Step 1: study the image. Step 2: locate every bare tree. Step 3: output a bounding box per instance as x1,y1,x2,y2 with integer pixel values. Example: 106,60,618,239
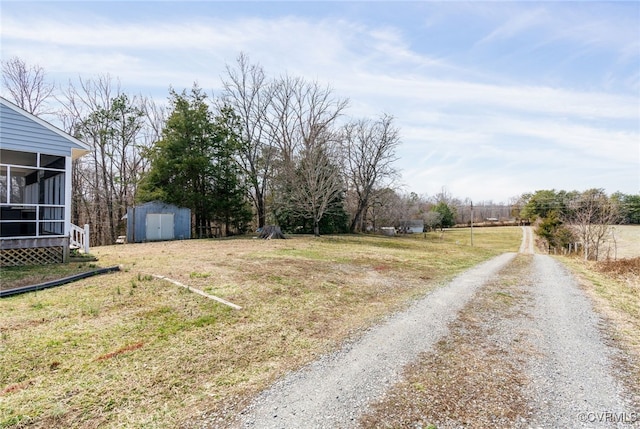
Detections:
141,96,166,150
1,56,54,115
288,138,345,236
59,75,148,245
341,114,400,233
221,53,275,229
266,75,349,234
366,188,409,232
424,211,443,232
566,189,621,260
267,75,348,165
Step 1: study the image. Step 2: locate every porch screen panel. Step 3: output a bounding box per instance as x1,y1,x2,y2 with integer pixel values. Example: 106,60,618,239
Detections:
1,150,67,239
42,173,64,234
0,166,6,204
9,176,26,204
25,183,38,204
42,173,64,204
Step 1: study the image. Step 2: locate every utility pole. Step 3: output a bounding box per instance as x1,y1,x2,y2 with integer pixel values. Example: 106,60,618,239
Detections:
470,200,474,247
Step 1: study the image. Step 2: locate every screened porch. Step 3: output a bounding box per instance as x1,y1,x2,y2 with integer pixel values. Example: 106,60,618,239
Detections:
0,148,68,239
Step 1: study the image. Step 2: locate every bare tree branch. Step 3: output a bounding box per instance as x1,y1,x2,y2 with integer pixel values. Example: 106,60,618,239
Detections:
341,114,400,233
58,75,148,245
1,56,54,115
221,53,275,228
566,189,621,260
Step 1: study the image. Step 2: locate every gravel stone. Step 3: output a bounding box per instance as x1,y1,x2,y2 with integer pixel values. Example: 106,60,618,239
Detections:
224,227,638,429
231,253,516,428
523,254,637,428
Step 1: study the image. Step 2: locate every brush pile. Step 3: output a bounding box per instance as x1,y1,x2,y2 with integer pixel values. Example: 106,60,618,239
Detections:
596,257,640,289
257,225,286,239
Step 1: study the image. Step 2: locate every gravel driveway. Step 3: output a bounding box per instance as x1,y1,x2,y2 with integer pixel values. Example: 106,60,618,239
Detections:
525,254,635,428
230,227,638,428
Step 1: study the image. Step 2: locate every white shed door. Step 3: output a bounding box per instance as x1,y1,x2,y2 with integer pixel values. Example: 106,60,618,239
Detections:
146,213,174,241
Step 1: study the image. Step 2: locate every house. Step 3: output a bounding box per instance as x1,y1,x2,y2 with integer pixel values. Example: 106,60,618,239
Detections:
0,97,91,266
126,201,191,243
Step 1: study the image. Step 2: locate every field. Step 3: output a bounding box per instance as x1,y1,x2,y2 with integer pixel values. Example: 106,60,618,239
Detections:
607,224,640,259
0,228,520,428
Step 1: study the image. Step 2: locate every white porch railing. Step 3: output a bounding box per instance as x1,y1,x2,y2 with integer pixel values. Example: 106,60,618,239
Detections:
70,223,90,254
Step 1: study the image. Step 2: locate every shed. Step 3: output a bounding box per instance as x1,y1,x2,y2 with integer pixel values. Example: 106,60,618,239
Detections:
126,201,191,243
380,227,396,236
1,97,91,266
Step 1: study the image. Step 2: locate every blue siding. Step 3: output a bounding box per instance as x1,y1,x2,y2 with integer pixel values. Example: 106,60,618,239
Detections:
0,100,89,157
127,201,191,243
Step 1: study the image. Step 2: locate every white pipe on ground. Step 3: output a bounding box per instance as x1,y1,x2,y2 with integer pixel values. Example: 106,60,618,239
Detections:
151,274,242,310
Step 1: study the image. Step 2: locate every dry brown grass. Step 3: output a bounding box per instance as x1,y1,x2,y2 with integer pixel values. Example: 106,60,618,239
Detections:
0,229,522,428
607,225,640,259
359,255,534,429
596,256,640,279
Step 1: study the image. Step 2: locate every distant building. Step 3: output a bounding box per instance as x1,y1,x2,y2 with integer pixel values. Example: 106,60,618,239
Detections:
126,201,191,243
380,227,396,236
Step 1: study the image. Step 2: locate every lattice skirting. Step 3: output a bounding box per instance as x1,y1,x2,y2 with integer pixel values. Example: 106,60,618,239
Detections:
0,246,65,267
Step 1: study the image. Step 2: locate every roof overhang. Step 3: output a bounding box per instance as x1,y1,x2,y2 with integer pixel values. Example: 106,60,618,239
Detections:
72,147,91,160
1,96,92,159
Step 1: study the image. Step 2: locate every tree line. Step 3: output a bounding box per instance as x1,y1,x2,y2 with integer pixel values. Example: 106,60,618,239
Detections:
518,189,639,260
2,55,401,242
3,56,637,248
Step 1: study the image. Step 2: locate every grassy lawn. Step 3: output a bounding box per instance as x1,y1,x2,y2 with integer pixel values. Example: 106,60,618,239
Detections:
0,260,99,292
0,228,521,428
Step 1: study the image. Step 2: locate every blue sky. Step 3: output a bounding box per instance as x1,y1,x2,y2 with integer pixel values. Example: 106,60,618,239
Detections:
2,1,639,203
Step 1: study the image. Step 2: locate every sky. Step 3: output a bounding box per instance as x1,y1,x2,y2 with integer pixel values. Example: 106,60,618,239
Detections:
1,0,639,203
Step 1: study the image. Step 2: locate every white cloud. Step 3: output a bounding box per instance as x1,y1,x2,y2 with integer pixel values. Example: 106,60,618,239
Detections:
1,3,637,202
477,7,549,46
472,2,639,61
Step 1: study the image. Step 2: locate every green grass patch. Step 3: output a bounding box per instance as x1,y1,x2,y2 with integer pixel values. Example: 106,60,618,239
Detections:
0,263,101,291
189,272,211,279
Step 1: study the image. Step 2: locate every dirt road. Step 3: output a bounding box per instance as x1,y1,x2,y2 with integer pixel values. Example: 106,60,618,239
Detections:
519,224,535,254
230,227,638,428
524,253,633,428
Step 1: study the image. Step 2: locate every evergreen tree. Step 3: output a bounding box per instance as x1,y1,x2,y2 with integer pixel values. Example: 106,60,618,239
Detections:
613,193,640,224
139,86,250,237
211,107,253,235
432,201,456,229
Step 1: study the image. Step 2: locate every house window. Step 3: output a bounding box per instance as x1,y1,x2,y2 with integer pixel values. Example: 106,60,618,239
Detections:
0,149,67,238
